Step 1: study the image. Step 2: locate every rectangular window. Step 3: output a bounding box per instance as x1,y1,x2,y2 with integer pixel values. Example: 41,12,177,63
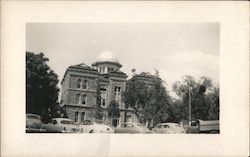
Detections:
81,112,85,123
76,94,80,104
102,99,106,106
82,94,87,105
100,89,107,107
114,86,121,92
114,86,121,103
75,112,79,122
82,80,88,89
77,79,81,88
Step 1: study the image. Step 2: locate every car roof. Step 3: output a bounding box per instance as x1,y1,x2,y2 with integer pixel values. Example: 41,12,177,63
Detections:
122,122,143,125
52,118,73,121
27,113,40,116
157,123,180,125
26,113,41,117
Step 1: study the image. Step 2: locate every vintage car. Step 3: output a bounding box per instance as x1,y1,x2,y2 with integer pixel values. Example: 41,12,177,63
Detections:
44,118,79,133
26,114,45,133
115,122,151,134
78,120,114,133
188,119,219,133
151,123,185,134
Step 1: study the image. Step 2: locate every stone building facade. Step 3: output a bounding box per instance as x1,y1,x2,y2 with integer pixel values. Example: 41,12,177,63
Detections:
60,51,139,126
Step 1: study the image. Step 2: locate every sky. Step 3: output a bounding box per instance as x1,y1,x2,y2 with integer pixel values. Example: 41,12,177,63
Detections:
26,23,219,98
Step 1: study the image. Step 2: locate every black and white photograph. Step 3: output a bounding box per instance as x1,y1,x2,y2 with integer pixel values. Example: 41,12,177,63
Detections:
26,23,220,134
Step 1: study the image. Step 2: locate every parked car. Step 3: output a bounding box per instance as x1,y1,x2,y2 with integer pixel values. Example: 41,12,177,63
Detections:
188,119,219,133
26,114,45,133
44,118,79,133
115,122,151,134
78,120,114,133
151,123,185,134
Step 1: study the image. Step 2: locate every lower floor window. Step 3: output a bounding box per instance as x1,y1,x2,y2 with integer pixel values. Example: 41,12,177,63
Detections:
75,112,79,122
81,112,85,123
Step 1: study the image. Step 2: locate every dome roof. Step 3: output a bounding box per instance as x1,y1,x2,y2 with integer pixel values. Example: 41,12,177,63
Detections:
96,50,119,63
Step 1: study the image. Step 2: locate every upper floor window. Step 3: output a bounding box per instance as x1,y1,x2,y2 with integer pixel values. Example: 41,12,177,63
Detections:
82,80,88,89
82,94,87,105
114,86,121,93
114,86,121,103
76,94,80,104
100,88,107,107
76,78,88,89
102,67,105,73
77,79,81,88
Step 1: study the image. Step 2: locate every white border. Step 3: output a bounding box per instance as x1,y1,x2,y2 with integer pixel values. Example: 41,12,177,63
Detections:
1,1,249,157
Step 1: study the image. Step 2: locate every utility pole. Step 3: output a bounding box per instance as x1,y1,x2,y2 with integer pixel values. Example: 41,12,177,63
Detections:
188,81,192,124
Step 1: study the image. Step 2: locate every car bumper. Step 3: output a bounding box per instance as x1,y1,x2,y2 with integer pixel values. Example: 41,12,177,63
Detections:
26,128,46,133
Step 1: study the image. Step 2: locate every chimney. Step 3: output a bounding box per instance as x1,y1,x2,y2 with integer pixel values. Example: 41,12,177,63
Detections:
132,68,136,77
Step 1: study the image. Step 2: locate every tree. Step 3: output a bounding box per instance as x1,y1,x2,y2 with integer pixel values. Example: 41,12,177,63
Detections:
123,71,172,126
172,75,219,121
207,87,219,120
107,101,120,118
26,52,59,122
122,78,150,121
107,101,120,127
143,76,172,126
167,100,184,123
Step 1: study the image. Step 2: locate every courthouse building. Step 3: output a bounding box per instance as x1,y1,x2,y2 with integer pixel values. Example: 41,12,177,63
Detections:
60,50,140,126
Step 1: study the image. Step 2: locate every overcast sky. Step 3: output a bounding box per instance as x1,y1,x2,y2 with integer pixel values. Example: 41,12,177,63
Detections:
26,23,219,98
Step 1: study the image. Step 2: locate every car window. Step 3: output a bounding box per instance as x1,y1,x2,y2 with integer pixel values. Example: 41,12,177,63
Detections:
83,120,92,125
52,120,57,125
191,121,198,126
93,120,102,124
163,125,170,128
61,120,74,125
157,125,162,128
126,123,133,128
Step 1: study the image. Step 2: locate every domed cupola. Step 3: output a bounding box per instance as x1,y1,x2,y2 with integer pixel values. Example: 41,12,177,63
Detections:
92,50,122,74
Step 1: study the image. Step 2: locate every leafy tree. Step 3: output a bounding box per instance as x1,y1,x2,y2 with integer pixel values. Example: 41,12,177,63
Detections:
143,77,172,126
207,87,219,120
167,100,183,123
172,75,219,121
26,52,59,122
123,71,172,126
107,101,120,127
107,101,120,119
122,77,150,121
